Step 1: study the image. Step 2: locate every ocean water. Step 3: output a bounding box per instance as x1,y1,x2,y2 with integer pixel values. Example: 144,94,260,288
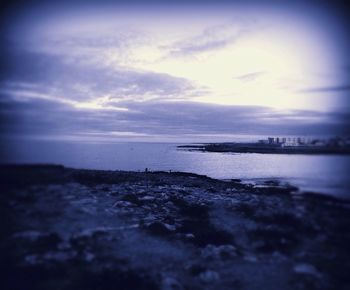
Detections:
2,140,350,199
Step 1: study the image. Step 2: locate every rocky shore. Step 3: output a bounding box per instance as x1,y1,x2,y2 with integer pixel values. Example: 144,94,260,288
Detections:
177,143,350,154
1,165,350,290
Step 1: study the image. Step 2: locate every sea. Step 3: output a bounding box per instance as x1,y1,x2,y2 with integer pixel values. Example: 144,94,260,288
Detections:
2,139,350,199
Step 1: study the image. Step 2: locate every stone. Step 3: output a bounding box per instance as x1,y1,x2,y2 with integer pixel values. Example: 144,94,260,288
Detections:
294,263,322,278
199,270,220,283
244,255,258,263
139,195,155,201
113,200,133,207
201,244,237,260
185,233,195,239
161,276,183,290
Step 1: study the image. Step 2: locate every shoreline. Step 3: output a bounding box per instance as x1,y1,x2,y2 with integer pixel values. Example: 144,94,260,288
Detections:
1,164,350,290
3,163,349,201
177,143,350,155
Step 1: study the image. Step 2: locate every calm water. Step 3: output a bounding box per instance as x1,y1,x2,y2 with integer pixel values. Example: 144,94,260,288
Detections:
2,140,350,199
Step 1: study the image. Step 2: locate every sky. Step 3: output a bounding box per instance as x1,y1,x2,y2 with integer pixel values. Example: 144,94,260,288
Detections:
1,0,349,142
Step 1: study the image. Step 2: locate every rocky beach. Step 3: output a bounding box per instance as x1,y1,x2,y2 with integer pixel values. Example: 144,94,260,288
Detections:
1,164,350,290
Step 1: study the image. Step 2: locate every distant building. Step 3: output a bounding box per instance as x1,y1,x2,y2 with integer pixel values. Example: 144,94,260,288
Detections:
258,136,350,149
282,138,299,147
312,140,326,146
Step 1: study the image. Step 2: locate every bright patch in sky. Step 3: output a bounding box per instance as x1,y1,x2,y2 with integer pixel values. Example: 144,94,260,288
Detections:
1,2,349,140
9,4,345,112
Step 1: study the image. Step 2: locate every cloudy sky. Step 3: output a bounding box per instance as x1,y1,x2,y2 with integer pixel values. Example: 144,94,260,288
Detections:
1,0,349,142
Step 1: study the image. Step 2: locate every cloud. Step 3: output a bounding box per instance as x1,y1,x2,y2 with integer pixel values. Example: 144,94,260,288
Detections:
0,48,199,103
234,71,265,82
166,21,253,57
1,93,349,141
1,3,349,143
300,85,350,93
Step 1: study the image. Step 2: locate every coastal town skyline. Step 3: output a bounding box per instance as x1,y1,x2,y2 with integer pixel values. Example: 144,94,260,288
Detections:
1,0,349,142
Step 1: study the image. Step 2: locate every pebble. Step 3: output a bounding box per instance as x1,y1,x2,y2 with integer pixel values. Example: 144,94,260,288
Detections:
113,201,133,207
84,252,95,262
294,263,322,278
199,270,220,283
139,195,155,201
163,223,176,231
161,276,183,290
201,244,237,260
244,255,258,262
185,233,195,239
13,230,43,241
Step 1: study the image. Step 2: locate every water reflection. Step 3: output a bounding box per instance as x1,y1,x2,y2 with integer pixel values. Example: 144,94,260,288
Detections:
3,140,350,198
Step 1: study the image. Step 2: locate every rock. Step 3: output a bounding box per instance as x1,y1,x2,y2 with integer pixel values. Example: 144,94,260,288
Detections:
142,214,158,223
294,263,322,278
43,251,76,262
3,165,349,290
58,241,71,250
185,233,195,239
244,255,258,262
146,222,174,236
24,250,76,265
264,180,280,186
113,200,134,207
187,264,207,276
13,230,43,241
84,252,95,262
271,251,287,261
74,226,113,238
199,270,220,283
163,223,176,231
25,254,40,265
201,244,237,260
139,195,155,201
161,276,183,290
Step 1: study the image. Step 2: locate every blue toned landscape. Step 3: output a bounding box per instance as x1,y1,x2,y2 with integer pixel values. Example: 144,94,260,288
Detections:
3,140,350,199
1,0,350,289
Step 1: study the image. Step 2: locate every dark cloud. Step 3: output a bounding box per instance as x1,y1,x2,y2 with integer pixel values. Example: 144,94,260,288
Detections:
1,94,349,140
1,0,349,142
0,48,197,102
